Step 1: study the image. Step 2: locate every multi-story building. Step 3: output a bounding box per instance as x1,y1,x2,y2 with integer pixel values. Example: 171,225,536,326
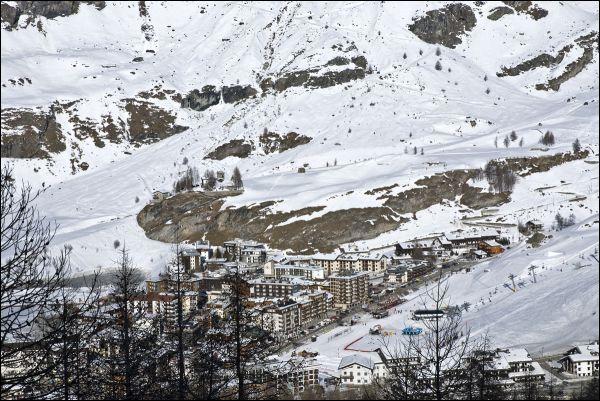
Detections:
263,300,301,336
559,343,599,377
311,253,340,276
223,239,267,264
294,291,328,325
311,253,389,277
273,264,325,280
250,279,299,298
329,271,369,309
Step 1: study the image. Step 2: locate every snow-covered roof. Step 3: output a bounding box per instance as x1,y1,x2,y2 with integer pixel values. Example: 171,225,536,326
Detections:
508,362,545,379
501,348,532,364
338,354,375,370
311,253,340,261
181,249,201,257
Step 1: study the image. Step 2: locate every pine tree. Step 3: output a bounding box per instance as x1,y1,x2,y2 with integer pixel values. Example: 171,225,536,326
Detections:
572,138,581,153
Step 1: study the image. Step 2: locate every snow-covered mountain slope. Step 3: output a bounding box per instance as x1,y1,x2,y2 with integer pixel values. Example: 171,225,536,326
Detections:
1,1,598,268
2,0,598,354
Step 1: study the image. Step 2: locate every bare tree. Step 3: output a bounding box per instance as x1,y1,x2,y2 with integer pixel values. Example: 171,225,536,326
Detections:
105,246,158,400
41,253,102,400
377,275,473,400
204,169,217,191
231,167,243,190
1,164,72,398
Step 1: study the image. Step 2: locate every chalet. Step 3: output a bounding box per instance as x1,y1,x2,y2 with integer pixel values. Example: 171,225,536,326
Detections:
478,240,504,255
525,220,544,232
395,240,432,257
388,260,434,283
469,249,488,260
444,229,499,249
559,343,599,377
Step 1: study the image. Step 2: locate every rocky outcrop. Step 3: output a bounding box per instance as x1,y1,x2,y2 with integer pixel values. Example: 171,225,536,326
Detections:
222,85,258,104
182,84,258,112
535,32,598,91
1,107,65,158
2,89,188,159
497,31,598,90
502,1,548,20
1,1,105,29
408,3,477,48
123,99,188,144
497,44,573,77
138,152,589,252
259,131,311,154
137,191,406,253
487,6,514,21
381,169,511,212
261,55,370,93
204,139,253,160
181,85,221,111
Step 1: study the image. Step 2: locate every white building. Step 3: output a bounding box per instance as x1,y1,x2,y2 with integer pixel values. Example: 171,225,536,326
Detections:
559,343,599,377
338,354,376,385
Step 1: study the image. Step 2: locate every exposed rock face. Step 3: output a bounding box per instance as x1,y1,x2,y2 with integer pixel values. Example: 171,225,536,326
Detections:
1,1,105,29
137,191,406,253
222,85,258,104
380,170,511,212
204,139,253,160
181,85,221,111
497,31,598,91
497,44,573,77
408,3,477,48
2,89,188,159
1,107,65,158
502,1,548,20
123,99,188,144
259,131,312,154
487,6,514,21
535,32,598,91
182,84,258,112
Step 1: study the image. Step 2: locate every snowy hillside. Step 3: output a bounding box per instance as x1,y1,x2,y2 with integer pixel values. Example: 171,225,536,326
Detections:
1,1,599,350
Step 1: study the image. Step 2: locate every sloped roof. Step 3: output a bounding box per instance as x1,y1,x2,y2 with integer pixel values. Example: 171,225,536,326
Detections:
338,354,375,370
